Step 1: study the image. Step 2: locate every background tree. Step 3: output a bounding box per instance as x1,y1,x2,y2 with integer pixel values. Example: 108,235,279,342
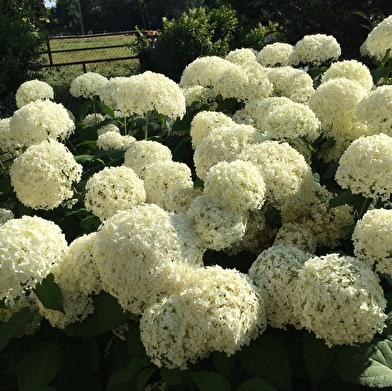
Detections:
0,0,48,117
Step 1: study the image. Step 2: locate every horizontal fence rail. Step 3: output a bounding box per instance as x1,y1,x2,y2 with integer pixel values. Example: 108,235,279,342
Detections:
40,30,157,72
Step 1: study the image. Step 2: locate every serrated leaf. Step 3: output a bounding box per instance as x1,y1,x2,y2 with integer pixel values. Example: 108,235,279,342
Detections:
334,339,392,388
237,377,278,391
240,334,292,391
0,307,34,352
33,273,65,314
190,371,231,391
303,332,341,386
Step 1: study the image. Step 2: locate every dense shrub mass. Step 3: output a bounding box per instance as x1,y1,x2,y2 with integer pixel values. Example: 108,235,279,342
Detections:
2,10,392,391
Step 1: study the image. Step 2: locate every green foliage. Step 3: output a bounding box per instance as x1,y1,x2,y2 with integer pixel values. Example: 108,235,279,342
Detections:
0,0,48,117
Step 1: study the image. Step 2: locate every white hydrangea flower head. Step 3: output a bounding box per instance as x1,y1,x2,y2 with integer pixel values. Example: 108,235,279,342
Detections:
181,85,216,107
267,66,314,103
231,109,256,126
123,140,172,179
179,56,231,88
57,232,102,295
70,72,109,98
321,60,373,91
84,166,146,221
93,205,203,314
99,76,128,109
82,113,105,126
0,208,14,226
281,185,354,248
249,244,312,329
335,133,392,201
352,208,392,276
164,183,203,214
10,139,83,210
293,253,387,347
9,99,75,146
97,123,120,136
360,15,392,61
0,117,22,161
186,195,248,251
239,140,313,207
355,85,392,136
140,265,266,369
273,223,317,254
15,79,54,109
226,48,257,64
96,131,136,150
289,34,341,66
190,110,235,149
257,43,295,67
36,288,94,329
0,216,67,299
203,160,266,213
213,62,272,102
142,161,193,209
264,101,321,141
117,71,186,119
193,123,267,180
308,77,367,131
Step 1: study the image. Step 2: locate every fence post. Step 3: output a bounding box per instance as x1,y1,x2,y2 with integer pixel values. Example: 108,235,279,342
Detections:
46,40,53,67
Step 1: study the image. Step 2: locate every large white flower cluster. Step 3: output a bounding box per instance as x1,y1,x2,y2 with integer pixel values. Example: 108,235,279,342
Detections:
70,72,109,98
92,205,204,314
96,131,136,150
289,33,341,65
140,265,266,369
117,71,186,119
355,85,392,136
352,208,392,276
335,133,392,201
0,216,67,299
293,253,387,347
249,244,312,329
226,48,257,64
360,15,392,61
84,166,146,221
0,117,22,161
10,139,83,210
98,76,128,108
123,140,173,179
15,79,54,109
10,99,75,146
257,42,294,67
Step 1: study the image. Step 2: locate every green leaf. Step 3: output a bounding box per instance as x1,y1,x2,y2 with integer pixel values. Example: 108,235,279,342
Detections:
98,102,115,118
160,367,191,386
190,371,231,391
137,367,156,391
0,307,34,352
240,334,293,391
303,332,341,387
320,162,339,183
328,189,355,209
13,341,64,391
74,154,94,164
211,350,238,379
237,377,278,391
33,273,65,314
80,214,101,233
63,291,130,337
334,338,392,388
107,356,143,391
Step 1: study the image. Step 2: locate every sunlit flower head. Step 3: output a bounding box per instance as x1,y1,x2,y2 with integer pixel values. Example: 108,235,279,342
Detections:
360,15,392,61
140,265,266,369
96,131,136,150
70,71,109,99
353,208,392,277
289,34,341,65
293,253,387,347
9,99,75,146
249,244,311,329
15,79,54,109
84,166,146,221
257,43,294,67
10,139,82,210
335,133,392,201
226,48,257,64
0,117,22,161
99,76,128,108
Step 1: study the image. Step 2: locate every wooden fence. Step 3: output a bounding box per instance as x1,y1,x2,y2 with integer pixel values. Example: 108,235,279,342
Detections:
40,30,157,73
